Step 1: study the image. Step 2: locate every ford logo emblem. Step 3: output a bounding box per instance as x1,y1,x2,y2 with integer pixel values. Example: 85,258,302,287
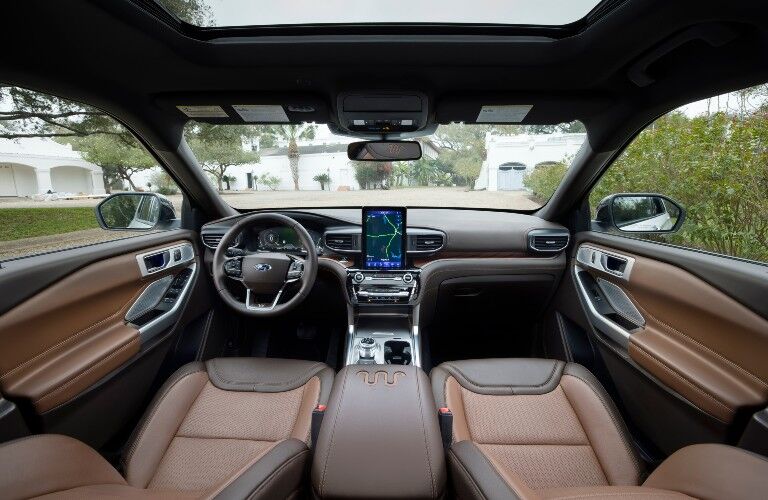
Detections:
253,263,272,272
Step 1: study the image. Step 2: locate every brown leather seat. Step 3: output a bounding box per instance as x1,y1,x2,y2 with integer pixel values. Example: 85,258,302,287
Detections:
0,357,334,500
431,358,768,500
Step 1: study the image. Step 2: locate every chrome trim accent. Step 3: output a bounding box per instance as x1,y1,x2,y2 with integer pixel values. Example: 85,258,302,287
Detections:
576,244,635,281
135,242,194,277
136,263,197,344
527,228,570,253
244,275,300,311
572,265,632,349
343,324,420,367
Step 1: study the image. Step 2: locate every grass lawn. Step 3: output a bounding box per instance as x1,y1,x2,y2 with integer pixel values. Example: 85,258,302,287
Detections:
0,207,99,241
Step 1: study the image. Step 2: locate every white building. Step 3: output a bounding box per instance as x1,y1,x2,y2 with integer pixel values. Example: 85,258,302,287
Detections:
476,132,587,191
0,138,105,197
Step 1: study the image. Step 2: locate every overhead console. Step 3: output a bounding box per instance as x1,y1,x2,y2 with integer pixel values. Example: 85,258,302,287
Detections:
335,91,430,137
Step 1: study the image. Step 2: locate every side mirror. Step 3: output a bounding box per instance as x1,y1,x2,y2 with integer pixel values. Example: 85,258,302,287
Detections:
96,193,178,231
594,193,685,234
348,141,422,161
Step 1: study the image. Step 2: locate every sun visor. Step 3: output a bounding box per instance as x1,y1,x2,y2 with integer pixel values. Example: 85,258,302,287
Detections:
154,93,330,124
436,94,610,124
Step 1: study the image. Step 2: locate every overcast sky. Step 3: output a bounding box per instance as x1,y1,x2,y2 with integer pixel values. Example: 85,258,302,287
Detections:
197,0,599,27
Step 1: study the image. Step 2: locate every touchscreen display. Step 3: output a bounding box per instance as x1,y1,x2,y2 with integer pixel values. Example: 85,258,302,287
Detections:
363,207,406,269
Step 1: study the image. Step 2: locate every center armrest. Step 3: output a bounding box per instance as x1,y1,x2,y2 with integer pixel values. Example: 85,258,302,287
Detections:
311,364,446,499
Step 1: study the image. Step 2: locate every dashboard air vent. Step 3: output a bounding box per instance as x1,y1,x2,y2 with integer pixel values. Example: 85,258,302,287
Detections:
202,233,223,249
414,234,444,252
325,233,357,252
528,229,570,253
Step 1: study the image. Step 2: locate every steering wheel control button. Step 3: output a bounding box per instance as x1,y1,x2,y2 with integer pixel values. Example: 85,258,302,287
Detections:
225,247,245,257
224,258,243,277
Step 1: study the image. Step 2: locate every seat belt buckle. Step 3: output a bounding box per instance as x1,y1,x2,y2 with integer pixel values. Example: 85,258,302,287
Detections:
311,404,326,448
438,407,453,450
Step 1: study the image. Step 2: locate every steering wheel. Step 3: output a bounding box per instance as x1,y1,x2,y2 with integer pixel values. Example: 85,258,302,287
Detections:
212,213,318,317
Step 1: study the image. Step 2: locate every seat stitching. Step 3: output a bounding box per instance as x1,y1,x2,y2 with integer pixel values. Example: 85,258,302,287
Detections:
444,377,473,442
560,380,609,485
448,449,488,500
449,362,559,392
34,338,139,406
145,378,211,488
473,444,530,499
289,381,307,439
0,285,146,380
562,373,643,474
624,287,767,389
123,368,207,471
210,360,323,389
631,344,735,417
415,372,436,498
319,365,350,496
246,450,310,500
544,493,688,499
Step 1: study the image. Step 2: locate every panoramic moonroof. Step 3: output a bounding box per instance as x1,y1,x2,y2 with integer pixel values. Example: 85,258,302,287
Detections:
156,0,604,28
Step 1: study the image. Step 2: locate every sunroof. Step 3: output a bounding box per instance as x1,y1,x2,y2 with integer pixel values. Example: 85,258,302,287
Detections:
157,0,604,28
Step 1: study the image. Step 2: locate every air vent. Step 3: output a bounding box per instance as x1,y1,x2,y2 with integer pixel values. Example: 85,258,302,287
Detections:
528,229,570,253
414,234,444,252
325,233,358,252
202,233,223,249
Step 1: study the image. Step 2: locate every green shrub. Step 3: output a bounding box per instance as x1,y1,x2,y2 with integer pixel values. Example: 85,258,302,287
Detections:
523,162,567,201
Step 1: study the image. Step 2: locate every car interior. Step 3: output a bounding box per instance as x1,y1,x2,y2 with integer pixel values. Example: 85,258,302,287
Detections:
1,0,767,499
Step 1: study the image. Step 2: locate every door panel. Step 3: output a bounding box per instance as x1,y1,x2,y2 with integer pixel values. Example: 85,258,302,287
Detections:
569,231,768,453
0,230,204,445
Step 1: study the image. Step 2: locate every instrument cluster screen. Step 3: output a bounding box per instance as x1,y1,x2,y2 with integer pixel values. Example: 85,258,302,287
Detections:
362,207,406,269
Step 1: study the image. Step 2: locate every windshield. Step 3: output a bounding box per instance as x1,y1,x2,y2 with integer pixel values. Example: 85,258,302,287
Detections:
157,0,602,28
176,122,586,211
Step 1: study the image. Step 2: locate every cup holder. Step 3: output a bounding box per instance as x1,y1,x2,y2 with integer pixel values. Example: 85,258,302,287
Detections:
384,340,412,365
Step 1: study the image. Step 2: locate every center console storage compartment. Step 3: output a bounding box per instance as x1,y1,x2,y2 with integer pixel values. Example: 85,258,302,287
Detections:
312,364,446,499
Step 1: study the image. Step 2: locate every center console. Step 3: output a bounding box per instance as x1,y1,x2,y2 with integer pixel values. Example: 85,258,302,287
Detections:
344,207,423,367
311,364,446,499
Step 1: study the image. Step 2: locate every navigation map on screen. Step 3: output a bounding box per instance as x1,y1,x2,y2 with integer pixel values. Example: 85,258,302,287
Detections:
363,208,406,269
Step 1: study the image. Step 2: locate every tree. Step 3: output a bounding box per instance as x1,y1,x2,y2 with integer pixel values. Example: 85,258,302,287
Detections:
354,162,392,189
258,173,281,191
590,103,768,262
313,173,331,190
222,174,236,190
410,158,441,186
186,123,259,192
523,161,567,201
62,133,155,191
149,169,179,195
264,124,316,190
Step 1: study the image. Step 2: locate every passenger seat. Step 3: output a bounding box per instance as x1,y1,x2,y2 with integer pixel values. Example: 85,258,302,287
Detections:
0,357,334,499
431,358,768,499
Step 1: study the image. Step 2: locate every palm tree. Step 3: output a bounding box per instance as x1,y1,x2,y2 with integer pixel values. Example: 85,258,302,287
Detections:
272,124,316,190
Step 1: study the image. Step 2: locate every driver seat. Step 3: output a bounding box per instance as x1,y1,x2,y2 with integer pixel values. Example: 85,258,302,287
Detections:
0,357,334,499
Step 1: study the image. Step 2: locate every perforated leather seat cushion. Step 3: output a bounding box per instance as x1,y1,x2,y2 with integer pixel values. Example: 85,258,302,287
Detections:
0,357,334,500
431,359,768,500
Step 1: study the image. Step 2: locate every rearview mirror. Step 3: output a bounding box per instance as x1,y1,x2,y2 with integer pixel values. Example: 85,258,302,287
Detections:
347,141,422,161
96,193,178,231
594,193,685,233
